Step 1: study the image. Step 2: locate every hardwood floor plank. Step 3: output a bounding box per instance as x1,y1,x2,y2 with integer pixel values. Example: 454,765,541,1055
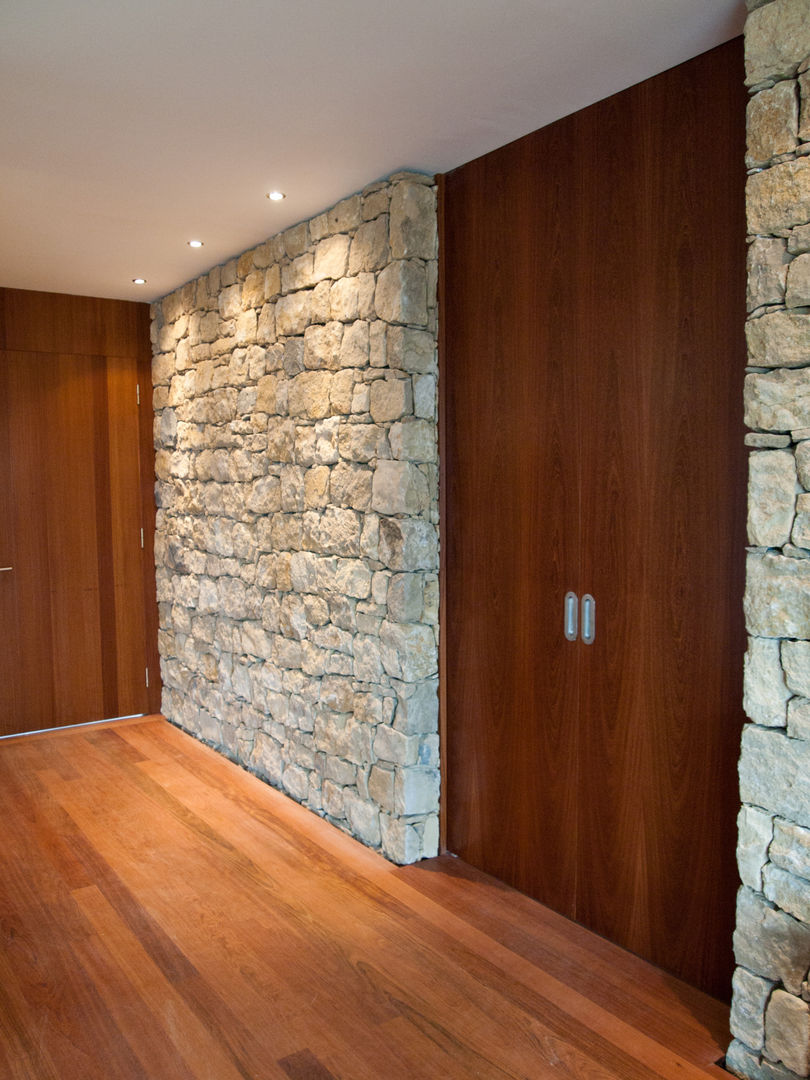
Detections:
0,717,731,1080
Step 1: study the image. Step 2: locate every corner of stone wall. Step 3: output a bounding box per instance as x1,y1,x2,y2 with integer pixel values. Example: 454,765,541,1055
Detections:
733,2,810,1077
150,171,440,864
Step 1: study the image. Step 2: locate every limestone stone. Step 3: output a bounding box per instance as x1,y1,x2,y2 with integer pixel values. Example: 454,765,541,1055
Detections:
788,696,810,739
375,261,428,326
747,81,800,167
349,216,390,274
371,460,429,515
218,284,242,319
390,183,437,260
732,966,776,1051
413,374,436,420
747,159,810,237
264,264,281,300
369,377,412,423
329,369,355,415
275,291,312,336
387,574,424,623
747,312,810,368
393,767,439,816
764,863,810,924
303,322,343,370
765,990,810,1075
744,637,790,728
257,304,276,345
773,820,810,881
790,225,810,256
313,234,350,282
337,321,369,369
334,559,371,599
338,423,387,463
739,804,776,891
794,492,810,547
379,517,438,572
734,886,810,994
380,621,437,681
387,325,436,374
746,0,810,84
362,187,390,220
745,368,810,432
748,450,797,546
802,70,810,142
787,254,810,309
288,371,332,419
740,725,810,831
283,222,309,259
330,463,372,510
782,640,810,696
745,552,810,636
327,195,362,233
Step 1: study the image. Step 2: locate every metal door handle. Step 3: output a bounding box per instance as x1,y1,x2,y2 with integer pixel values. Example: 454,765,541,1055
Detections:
564,591,578,641
581,594,595,644
0,567,12,572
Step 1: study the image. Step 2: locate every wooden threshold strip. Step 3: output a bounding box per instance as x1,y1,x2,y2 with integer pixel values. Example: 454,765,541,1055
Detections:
0,715,731,1080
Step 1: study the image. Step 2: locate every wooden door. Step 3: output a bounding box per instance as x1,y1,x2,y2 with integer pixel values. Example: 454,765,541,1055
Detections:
442,40,747,999
0,290,159,735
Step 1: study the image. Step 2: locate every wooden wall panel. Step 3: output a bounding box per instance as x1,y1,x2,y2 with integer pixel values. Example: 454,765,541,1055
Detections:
0,290,159,733
442,39,747,999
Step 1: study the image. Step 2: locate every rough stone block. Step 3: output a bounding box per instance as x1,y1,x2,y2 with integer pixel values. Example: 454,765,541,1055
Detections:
782,640,810,696
288,371,333,419
747,159,810,237
746,369,810,432
788,696,810,740
303,321,343,370
327,195,362,233
764,864,810,924
390,182,437,260
794,493,810,548
380,814,423,864
787,254,810,309
772,820,810,882
378,517,438,571
748,238,790,311
375,260,428,326
387,325,436,373
394,767,440,816
369,377,412,423
348,216,390,274
747,81,800,167
726,1039,801,1080
740,725,810,831
380,620,437,681
748,450,797,546
765,990,810,1075
313,234,350,282
747,312,810,368
371,460,429,514
339,321,370,368
744,636,790,729
342,790,381,847
389,419,436,463
745,0,810,84
739,804,776,891
790,224,810,256
218,284,242,319
745,552,810,637
732,966,776,1051
275,291,312,337
734,885,810,993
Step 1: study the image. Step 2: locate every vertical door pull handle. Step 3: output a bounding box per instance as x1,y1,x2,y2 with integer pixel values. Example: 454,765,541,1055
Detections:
564,591,578,642
581,594,596,644
0,567,12,572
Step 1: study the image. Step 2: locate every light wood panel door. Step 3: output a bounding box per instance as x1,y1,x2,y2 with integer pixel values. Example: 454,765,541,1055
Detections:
0,292,158,734
442,40,747,999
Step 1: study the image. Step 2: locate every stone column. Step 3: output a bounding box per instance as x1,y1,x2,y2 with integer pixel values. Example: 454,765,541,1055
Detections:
150,173,440,864
730,2,810,1078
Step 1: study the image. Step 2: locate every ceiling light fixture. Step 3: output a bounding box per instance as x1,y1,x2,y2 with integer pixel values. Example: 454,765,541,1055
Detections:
266,190,286,202
188,239,204,248
132,277,146,285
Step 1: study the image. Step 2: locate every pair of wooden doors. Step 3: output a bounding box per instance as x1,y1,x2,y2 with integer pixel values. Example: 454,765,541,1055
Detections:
442,40,747,999
0,288,160,736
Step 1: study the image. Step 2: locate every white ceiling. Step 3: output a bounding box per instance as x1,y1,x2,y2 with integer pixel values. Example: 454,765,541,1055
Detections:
1,0,746,305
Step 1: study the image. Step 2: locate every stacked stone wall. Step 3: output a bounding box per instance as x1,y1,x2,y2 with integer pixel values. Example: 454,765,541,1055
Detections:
731,2,810,1077
150,172,440,864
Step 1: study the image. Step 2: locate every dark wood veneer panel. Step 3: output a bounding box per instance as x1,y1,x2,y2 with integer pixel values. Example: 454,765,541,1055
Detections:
442,39,746,999
0,287,147,357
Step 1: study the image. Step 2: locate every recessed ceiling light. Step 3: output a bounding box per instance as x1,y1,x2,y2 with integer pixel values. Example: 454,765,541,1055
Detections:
266,190,286,202
188,239,204,248
132,277,146,285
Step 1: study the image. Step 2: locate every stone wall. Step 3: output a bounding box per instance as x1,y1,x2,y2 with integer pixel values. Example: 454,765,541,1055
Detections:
730,2,810,1077
150,172,440,864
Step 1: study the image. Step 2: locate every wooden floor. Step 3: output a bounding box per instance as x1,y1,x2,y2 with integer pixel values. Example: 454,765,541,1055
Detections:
0,715,732,1080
